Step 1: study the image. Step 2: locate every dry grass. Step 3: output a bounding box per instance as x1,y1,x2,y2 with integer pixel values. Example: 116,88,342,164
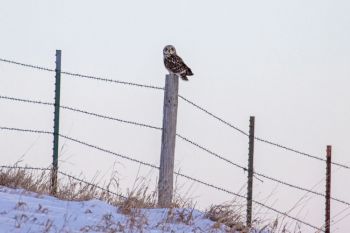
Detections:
0,166,50,194
0,165,124,204
205,202,247,232
0,165,312,233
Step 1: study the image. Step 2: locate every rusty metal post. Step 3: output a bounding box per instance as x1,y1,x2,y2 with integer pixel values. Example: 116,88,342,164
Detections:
325,145,332,233
246,116,255,227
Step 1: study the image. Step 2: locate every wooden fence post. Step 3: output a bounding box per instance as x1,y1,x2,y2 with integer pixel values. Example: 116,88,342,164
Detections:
246,116,255,227
325,145,332,233
158,74,179,207
51,50,61,195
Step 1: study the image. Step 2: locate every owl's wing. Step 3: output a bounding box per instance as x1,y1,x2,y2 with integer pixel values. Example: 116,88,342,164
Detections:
165,55,192,74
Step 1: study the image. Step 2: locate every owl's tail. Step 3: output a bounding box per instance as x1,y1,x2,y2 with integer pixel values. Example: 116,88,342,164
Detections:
180,68,193,81
180,75,189,81
186,68,194,76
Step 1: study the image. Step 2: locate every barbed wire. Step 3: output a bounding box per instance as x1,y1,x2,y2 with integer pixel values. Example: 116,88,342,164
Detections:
0,57,163,90
255,136,350,170
57,170,126,200
0,165,51,172
0,95,162,131
178,95,249,136
61,71,164,90
0,126,52,135
0,58,55,72
59,134,160,170
0,95,53,106
254,171,350,207
60,105,162,131
176,133,247,171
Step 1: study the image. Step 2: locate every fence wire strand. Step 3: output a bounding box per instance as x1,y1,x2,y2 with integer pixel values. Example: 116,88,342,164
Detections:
0,95,53,106
61,105,162,131
0,95,161,131
61,71,164,90
176,133,247,171
0,126,52,135
59,134,160,170
255,136,350,170
254,171,350,206
0,57,163,90
0,165,51,172
0,58,55,72
178,95,249,136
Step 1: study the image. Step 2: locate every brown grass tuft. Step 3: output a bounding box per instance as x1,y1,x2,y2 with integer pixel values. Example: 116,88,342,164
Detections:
206,202,246,232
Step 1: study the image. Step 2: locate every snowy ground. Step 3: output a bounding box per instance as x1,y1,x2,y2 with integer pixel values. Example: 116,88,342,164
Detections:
0,186,238,233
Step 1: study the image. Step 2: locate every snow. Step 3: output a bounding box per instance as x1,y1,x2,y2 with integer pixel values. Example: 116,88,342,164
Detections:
0,186,235,233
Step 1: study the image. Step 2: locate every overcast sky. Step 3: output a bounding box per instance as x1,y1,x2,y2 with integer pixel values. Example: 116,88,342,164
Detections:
1,0,350,232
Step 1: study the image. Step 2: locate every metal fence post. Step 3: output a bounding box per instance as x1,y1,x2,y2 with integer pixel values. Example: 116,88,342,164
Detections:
158,74,179,207
325,145,332,233
246,116,255,227
51,50,62,195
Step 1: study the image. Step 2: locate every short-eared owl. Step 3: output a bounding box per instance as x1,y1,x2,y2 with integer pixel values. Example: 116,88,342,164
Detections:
163,45,193,81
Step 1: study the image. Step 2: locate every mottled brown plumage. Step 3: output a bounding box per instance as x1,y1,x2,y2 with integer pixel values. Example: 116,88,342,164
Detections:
163,45,193,81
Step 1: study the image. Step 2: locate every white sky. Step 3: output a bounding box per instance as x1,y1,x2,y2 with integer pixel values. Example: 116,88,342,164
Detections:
1,0,350,232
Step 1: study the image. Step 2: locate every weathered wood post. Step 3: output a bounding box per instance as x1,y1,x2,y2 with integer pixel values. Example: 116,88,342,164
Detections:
51,50,61,195
325,145,332,233
246,116,255,227
158,74,179,207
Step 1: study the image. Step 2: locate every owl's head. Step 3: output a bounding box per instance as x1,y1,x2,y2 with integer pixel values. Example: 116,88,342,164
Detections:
163,45,176,57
